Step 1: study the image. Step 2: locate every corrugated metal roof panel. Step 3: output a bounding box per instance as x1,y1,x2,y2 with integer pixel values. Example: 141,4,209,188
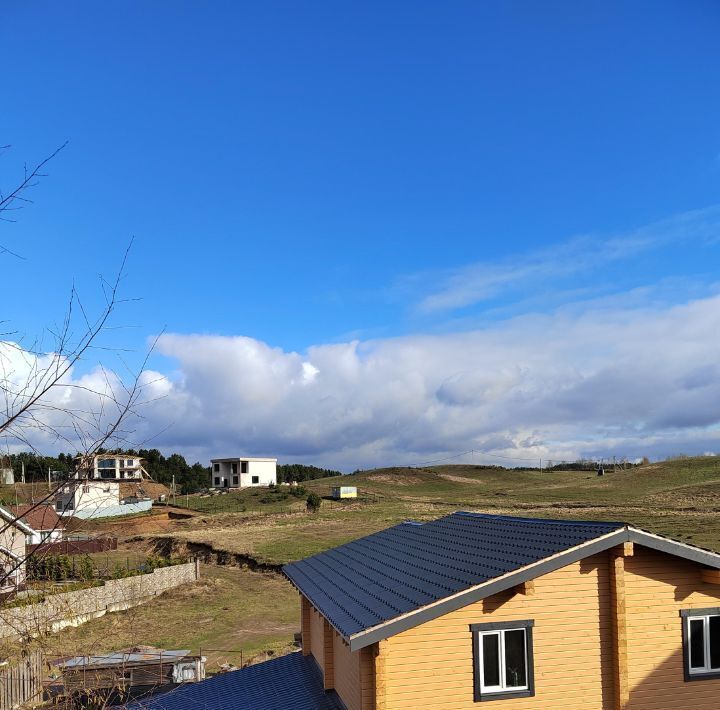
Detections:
128,652,344,710
62,650,190,669
283,512,625,639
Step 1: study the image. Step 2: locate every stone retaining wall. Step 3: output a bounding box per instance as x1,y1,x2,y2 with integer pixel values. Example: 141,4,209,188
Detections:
0,560,199,639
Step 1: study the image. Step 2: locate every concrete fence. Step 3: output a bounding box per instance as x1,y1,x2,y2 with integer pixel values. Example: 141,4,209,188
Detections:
0,560,199,640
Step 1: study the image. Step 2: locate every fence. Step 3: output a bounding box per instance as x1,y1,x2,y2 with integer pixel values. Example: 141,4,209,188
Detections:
27,536,117,557
0,561,200,640
0,651,43,710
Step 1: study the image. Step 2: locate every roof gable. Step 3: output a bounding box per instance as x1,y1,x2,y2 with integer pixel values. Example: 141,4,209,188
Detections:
283,512,720,651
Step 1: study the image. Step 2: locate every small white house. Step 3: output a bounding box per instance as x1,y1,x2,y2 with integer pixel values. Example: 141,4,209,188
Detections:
210,457,277,489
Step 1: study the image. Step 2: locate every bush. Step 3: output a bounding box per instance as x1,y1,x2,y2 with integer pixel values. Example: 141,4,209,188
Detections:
306,492,322,513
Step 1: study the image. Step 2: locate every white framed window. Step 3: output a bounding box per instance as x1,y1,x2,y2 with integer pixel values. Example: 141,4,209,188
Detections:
682,609,720,680
471,620,534,701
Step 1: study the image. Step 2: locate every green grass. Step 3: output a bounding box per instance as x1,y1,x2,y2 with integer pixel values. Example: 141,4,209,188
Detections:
6,565,299,671
147,456,720,565
172,487,309,515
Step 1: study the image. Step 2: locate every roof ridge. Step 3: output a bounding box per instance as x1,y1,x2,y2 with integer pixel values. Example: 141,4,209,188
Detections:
453,511,627,527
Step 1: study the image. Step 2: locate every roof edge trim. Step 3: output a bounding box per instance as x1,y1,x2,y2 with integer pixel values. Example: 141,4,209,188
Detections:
627,528,720,570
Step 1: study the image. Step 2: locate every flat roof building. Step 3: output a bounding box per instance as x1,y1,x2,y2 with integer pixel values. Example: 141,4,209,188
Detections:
210,457,277,489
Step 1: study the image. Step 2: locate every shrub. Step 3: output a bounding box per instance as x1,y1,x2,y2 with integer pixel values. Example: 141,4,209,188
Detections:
306,492,322,513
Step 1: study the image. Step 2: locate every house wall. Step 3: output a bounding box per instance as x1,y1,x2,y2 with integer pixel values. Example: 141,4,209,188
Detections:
211,459,277,488
624,546,720,709
380,551,615,709
304,597,374,710
240,460,276,487
310,606,326,671
56,482,120,518
0,519,27,592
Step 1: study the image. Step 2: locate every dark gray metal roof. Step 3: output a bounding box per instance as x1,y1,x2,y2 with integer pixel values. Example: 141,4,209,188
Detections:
283,512,625,641
127,652,344,710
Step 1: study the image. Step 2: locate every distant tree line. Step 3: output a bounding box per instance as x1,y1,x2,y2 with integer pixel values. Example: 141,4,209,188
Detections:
277,464,342,483
3,452,341,493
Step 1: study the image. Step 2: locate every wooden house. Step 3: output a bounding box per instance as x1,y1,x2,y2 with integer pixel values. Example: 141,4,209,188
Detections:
282,512,720,710
133,513,720,709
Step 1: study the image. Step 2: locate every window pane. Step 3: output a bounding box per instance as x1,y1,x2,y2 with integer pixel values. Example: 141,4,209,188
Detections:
482,634,500,687
710,617,720,670
690,619,705,669
504,630,527,687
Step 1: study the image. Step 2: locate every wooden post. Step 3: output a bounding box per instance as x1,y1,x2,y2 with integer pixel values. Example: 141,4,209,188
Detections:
323,619,335,689
374,641,388,710
610,544,632,709
301,595,312,656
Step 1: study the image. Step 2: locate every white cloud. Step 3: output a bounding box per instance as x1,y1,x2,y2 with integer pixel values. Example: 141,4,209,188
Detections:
4,290,720,471
413,205,720,314
128,290,720,469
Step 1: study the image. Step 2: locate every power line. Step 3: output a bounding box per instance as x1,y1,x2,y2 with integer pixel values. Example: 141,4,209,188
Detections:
408,448,540,467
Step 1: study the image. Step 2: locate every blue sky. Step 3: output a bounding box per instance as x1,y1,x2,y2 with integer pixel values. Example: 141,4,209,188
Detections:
2,2,720,467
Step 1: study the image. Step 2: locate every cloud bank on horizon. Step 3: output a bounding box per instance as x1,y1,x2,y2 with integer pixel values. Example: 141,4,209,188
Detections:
4,291,720,470
4,206,720,471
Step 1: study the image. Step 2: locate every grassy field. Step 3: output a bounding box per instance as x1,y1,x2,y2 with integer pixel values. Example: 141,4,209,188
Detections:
136,456,720,565
7,565,298,670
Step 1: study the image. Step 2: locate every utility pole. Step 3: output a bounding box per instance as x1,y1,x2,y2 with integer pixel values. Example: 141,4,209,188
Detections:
48,466,51,488
613,456,616,474
21,461,25,484
172,474,176,505
539,458,543,474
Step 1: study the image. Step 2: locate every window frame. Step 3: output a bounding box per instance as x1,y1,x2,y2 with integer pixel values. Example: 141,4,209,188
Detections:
470,620,535,702
681,607,720,681
251,475,259,484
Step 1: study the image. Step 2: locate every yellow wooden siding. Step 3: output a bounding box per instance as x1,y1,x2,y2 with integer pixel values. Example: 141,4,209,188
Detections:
333,629,363,710
310,605,326,673
625,546,720,709
382,552,615,709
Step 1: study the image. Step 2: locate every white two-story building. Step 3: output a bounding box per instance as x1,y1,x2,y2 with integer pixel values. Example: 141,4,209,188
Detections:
210,457,277,489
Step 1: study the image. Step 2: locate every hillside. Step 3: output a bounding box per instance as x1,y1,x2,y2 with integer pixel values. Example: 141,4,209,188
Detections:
126,456,720,567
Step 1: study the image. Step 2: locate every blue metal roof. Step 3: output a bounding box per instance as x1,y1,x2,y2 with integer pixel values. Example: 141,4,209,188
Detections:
127,652,344,710
283,512,625,640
